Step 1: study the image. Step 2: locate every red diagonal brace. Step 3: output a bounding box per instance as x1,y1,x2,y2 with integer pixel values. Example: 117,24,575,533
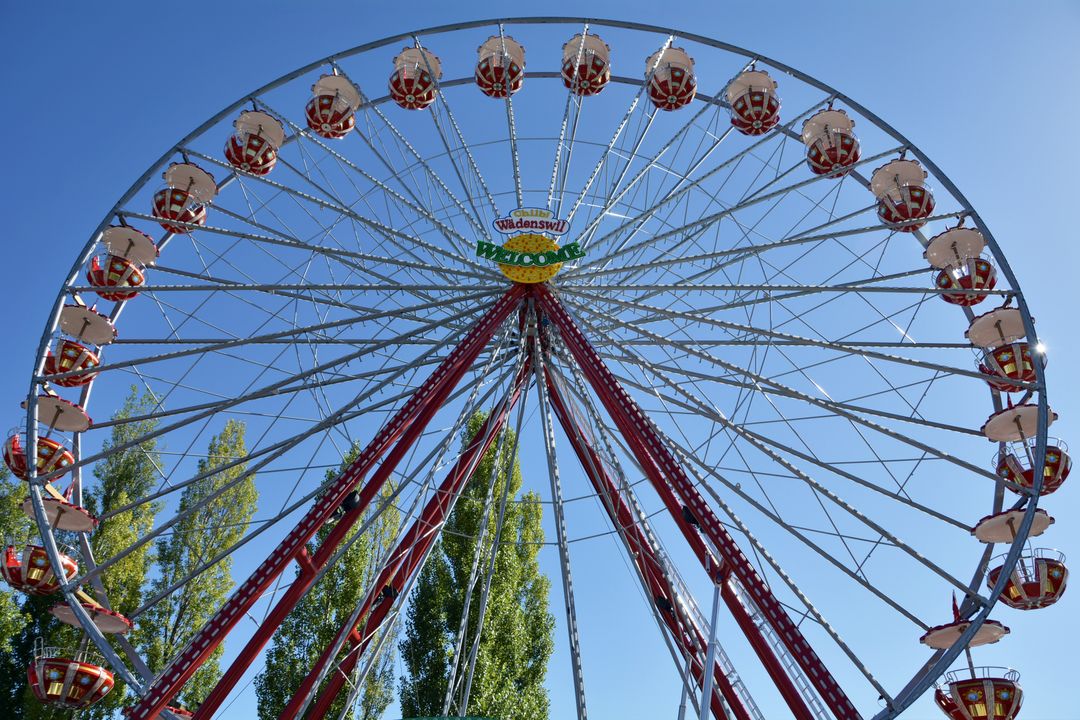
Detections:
131,285,527,720
281,362,530,720
534,284,860,720
545,367,748,720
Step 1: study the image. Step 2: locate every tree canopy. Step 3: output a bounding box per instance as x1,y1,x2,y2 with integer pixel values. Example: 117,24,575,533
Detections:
255,442,400,720
399,411,553,720
141,418,257,710
2,387,165,719
0,462,33,709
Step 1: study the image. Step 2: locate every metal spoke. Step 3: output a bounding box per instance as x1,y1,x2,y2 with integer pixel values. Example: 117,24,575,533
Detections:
530,305,589,720
566,305,991,606
568,99,864,265
564,286,1017,390
28,21,1048,720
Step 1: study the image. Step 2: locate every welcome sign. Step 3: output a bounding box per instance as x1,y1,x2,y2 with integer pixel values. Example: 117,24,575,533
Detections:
475,239,585,268
476,208,583,283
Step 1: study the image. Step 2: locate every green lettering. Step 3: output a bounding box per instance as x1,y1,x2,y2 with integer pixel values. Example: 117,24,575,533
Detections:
475,240,500,260
477,240,586,268
562,242,586,260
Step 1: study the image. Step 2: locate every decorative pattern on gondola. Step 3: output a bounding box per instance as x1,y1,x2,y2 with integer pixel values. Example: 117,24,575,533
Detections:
28,643,114,709
3,433,75,480
996,442,1071,496
979,342,1035,391
389,48,442,110
987,551,1069,610
645,47,696,111
475,35,525,98
727,70,781,135
43,339,100,387
1,544,78,596
561,33,611,96
86,255,145,301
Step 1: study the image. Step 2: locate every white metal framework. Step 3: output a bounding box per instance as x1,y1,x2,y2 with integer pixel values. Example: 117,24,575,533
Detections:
14,17,1056,720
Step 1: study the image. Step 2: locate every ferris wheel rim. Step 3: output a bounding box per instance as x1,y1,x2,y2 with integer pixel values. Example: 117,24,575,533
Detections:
15,17,1053,720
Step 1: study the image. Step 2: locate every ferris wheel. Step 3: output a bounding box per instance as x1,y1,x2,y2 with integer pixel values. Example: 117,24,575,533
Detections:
2,16,1070,720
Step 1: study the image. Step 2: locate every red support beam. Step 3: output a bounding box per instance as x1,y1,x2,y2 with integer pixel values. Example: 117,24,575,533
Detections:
131,285,527,720
545,368,749,720
202,345,461,719
282,363,530,720
534,284,860,720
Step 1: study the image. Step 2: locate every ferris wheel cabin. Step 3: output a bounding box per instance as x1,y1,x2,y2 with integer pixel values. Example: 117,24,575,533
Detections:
475,35,526,98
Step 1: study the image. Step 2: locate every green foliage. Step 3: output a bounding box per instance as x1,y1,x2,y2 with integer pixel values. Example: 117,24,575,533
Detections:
86,389,165,619
0,463,31,651
399,412,553,720
76,389,165,719
255,443,400,720
11,595,68,720
0,462,33,708
1,388,164,719
141,419,257,710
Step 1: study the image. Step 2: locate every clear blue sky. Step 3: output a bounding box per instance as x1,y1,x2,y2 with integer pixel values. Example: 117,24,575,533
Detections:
2,2,1078,719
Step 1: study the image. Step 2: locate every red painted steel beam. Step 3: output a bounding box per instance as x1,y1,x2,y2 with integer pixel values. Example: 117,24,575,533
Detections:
282,363,530,720
586,383,817,720
548,352,816,720
132,286,528,720
199,326,478,719
545,368,748,720
534,285,860,720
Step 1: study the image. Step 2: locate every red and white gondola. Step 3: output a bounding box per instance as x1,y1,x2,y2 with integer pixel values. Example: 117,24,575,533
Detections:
151,162,217,235
645,47,696,111
561,33,611,96
925,227,999,306
389,47,442,110
28,639,114,709
305,74,362,139
871,158,936,232
2,543,78,596
475,35,525,98
966,307,1039,392
726,69,781,135
987,549,1068,611
801,109,861,177
935,667,1023,720
225,110,285,175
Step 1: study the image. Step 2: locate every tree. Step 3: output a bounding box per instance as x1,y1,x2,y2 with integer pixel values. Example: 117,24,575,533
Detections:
140,419,258,710
1,387,164,719
399,412,553,720
255,443,400,720
0,461,33,709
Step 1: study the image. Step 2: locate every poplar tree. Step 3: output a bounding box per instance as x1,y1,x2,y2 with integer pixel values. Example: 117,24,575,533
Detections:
141,419,257,710
399,412,553,720
255,444,400,720
2,388,163,719
0,463,32,708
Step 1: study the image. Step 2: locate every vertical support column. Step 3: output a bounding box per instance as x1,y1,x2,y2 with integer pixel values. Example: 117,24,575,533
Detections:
544,366,750,720
531,318,589,720
534,285,856,720
700,573,722,720
136,286,526,720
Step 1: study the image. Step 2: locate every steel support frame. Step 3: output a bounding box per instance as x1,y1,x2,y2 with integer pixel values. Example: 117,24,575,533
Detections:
533,284,859,720
129,285,526,720
22,19,1042,720
283,362,531,720
544,367,746,720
